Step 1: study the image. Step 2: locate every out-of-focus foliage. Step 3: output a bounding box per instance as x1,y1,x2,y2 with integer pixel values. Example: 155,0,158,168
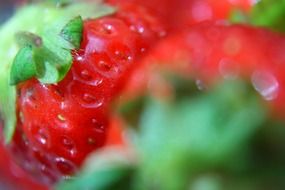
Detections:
250,0,285,33
231,0,285,33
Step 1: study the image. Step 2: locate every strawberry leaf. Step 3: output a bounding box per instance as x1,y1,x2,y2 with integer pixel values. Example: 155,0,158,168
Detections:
56,147,134,190
10,46,36,85
60,16,83,49
130,80,268,189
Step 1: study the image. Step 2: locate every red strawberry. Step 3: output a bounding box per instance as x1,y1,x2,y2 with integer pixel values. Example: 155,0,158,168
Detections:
7,3,165,185
0,122,48,190
123,22,285,118
106,0,253,31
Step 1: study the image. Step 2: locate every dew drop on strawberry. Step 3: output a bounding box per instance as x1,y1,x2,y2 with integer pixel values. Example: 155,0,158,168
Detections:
61,136,77,156
91,119,106,133
55,157,77,176
218,58,239,79
79,70,93,81
31,126,50,147
195,79,208,91
80,94,104,109
251,70,280,101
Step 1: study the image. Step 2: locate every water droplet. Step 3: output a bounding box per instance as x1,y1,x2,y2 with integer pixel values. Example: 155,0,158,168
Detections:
250,0,261,5
104,24,113,33
24,87,36,105
80,70,92,80
73,49,85,61
251,70,279,101
76,56,83,61
91,119,105,133
55,157,76,175
98,23,115,35
114,50,133,62
36,128,49,146
98,60,112,71
80,93,104,108
91,118,97,123
140,47,146,53
73,69,103,86
83,93,95,102
136,26,145,34
219,58,239,79
195,79,207,91
60,101,67,109
62,137,76,156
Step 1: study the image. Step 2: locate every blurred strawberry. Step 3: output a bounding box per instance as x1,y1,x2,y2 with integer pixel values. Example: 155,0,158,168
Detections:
106,0,254,31
122,21,285,117
0,121,48,190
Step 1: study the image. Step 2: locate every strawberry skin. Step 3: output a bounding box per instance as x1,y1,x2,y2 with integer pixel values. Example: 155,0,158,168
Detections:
0,122,48,190
8,3,165,185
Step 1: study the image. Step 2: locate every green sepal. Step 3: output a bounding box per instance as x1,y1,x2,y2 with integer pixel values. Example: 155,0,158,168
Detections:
60,16,83,49
51,0,74,7
33,46,72,84
10,45,37,85
15,31,43,47
127,80,268,190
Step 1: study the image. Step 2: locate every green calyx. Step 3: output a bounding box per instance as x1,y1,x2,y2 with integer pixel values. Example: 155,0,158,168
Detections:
10,15,82,85
10,45,37,85
0,1,115,143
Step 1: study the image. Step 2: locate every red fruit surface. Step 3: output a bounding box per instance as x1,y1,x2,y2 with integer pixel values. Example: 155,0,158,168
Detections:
106,0,253,31
0,122,48,190
123,22,285,117
8,3,165,185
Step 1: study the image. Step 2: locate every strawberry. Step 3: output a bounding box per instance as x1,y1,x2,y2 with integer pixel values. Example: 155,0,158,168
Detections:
123,21,285,117
0,121,48,190
106,0,254,31
1,1,165,186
